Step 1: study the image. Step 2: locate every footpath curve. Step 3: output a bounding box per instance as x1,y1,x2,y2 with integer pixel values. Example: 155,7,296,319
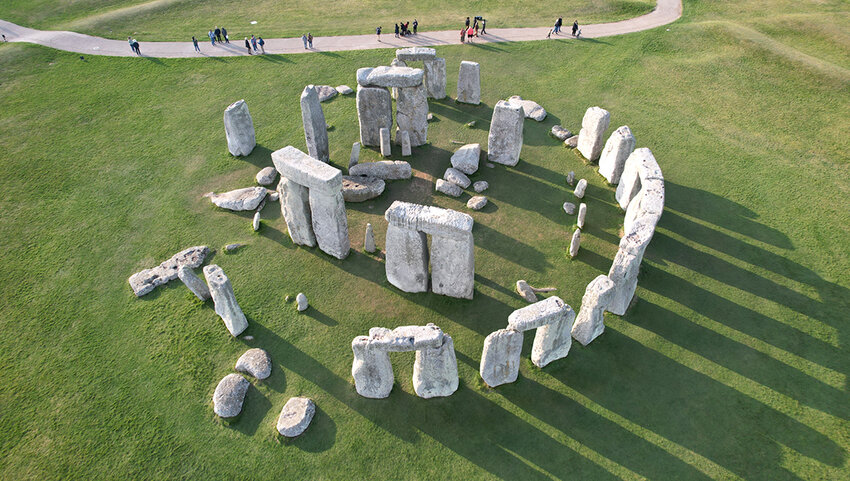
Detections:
0,0,681,58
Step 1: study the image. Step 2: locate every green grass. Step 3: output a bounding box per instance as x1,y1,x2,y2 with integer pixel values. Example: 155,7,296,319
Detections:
0,0,848,478
0,0,655,41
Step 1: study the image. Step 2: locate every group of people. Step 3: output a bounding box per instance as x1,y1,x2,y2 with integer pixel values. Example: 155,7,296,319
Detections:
301,33,314,49
374,20,418,42
189,26,268,54
548,18,581,38
460,16,487,43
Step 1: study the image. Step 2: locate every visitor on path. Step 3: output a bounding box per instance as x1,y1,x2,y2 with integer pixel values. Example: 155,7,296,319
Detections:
465,17,470,28
128,36,134,53
481,19,487,35
214,26,222,43
376,26,382,41
2,35,6,42
394,24,399,38
192,36,200,52
301,34,308,49
244,37,252,54
208,30,215,45
554,17,563,34
222,27,229,43
460,28,466,43
467,26,474,42
251,35,258,52
258,36,265,53
132,39,140,55
474,21,479,37
572,20,579,36
307,33,313,48
413,19,418,34
400,22,407,36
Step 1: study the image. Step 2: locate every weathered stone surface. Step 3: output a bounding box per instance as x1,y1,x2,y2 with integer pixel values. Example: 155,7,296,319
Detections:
309,187,350,259
569,229,581,258
177,265,211,301
507,95,546,121
451,143,480,175
508,296,570,332
565,135,579,148
598,125,636,184
574,178,588,199
616,148,661,210
213,374,249,418
349,142,361,168
272,146,342,194
301,85,330,162
531,302,576,368
296,292,308,311
563,202,576,215
413,333,458,398
204,264,248,336
349,160,412,180
430,231,474,299
269,191,280,202
488,100,524,166
551,125,572,141
357,66,425,88
457,61,480,104
252,211,261,231
436,179,462,197
577,107,611,162
210,187,267,211
444,168,471,188
467,195,488,210
577,203,587,229
623,179,664,234
389,58,406,99
351,336,394,398
224,243,242,253
342,175,385,202
235,348,272,380
516,280,537,303
276,397,315,437
396,85,428,146
473,181,489,193
223,99,256,156
380,127,392,157
364,223,376,252
357,86,393,147
129,246,209,297
479,329,523,387
315,85,338,102
400,130,412,156
396,47,436,62
277,177,316,247
423,57,447,99
607,248,641,316
385,223,429,293
368,324,444,352
571,275,615,346
256,166,277,185
336,85,354,95
385,201,474,240
566,171,575,185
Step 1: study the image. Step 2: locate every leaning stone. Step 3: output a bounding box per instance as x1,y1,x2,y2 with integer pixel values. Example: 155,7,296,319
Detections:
235,348,272,380
571,275,615,345
301,85,330,162
563,202,576,215
598,126,636,184
356,86,392,147
436,179,462,197
565,135,579,148
551,125,572,141
384,223,429,293
252,211,261,231
364,223,376,252
577,106,611,162
396,47,436,62
508,296,570,332
456,61,481,104
396,85,428,146
349,142,361,168
488,100,524,166
177,265,211,301
357,66,425,88
210,187,267,211
465,120,476,128
569,229,581,258
276,397,316,437
451,143,480,175
128,246,209,297
315,85,338,102
213,373,249,418
473,181,489,193
296,292,308,311
423,57,447,99
223,99,256,156
351,336,394,398
256,166,277,186
413,333,459,398
342,175,385,202
566,171,575,185
204,264,248,336
507,95,547,121
444,168,471,188
577,203,587,229
516,280,537,303
335,85,354,95
380,127,392,157
467,195,488,210
368,324,443,352
531,302,576,368
399,130,412,156
574,179,588,199
349,161,412,180
479,329,523,387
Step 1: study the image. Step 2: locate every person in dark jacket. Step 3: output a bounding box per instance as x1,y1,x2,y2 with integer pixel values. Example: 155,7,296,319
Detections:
214,26,222,42
413,19,418,34
244,37,252,54
572,20,579,36
192,36,200,52
222,27,229,43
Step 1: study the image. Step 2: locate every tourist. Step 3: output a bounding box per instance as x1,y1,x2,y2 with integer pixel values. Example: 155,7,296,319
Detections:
2,34,6,42
244,37,252,54
376,26,382,41
460,28,465,43
413,19,418,34
555,17,563,34
128,36,134,53
132,39,140,55
394,24,399,38
307,33,313,48
208,30,215,45
251,35,258,52
214,26,222,43
258,36,265,53
467,26,474,42
572,20,579,36
221,27,229,43
474,20,479,37
301,33,308,49
465,16,470,28
192,36,200,52
400,22,407,36
481,18,487,35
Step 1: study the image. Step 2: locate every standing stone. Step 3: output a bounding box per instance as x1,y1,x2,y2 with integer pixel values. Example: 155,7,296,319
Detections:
351,336,394,398
456,61,480,105
444,168,471,188
296,292,308,311
616,148,659,210
430,231,475,299
300,85,329,162
364,223,376,253
569,229,581,258
252,211,261,231
223,99,256,157
577,203,587,229
396,84,428,146
623,178,665,235
574,178,588,199
203,264,248,336
277,177,316,247
349,142,361,168
309,187,351,259
235,348,272,380
576,106,611,162
385,223,429,293
380,127,392,157
531,303,576,368
598,126,636,184
276,397,316,437
571,275,615,346
356,86,393,147
213,373,249,418
479,329,523,387
400,131,412,156
488,100,524,166
256,166,278,185
389,58,406,99
607,220,656,315
451,143,480,175
413,334,459,398
177,265,210,301
423,57,447,99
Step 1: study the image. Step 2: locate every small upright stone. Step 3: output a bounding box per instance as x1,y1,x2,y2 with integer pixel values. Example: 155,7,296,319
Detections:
569,229,581,258
203,264,248,337
473,181,489,193
300,85,330,162
177,265,210,301
436,179,462,197
574,179,588,199
456,61,481,105
223,99,256,157
571,275,615,345
577,203,587,229
296,292,308,312
400,131,412,156
335,85,354,95
565,136,579,148
315,85,338,102
349,142,361,168
507,95,547,121
467,196,487,210
210,187,267,211
444,168,471,189
566,171,575,185
276,397,316,437
563,202,576,215
252,211,261,231
256,166,277,185
379,128,391,157
364,223,376,253
213,373,249,418
235,348,272,380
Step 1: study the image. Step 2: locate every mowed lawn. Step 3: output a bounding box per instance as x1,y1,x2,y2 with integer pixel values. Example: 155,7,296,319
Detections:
0,0,655,41
0,0,848,478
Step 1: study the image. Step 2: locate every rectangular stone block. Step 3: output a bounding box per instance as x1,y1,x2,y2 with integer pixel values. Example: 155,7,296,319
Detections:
400,131,412,156
367,324,443,352
357,86,393,147
430,232,474,299
577,106,611,162
423,57,447,99
357,66,425,88
385,200,473,240
380,127,391,157
349,142,361,168
308,189,350,259
507,296,570,332
395,84,428,146
531,303,576,368
278,177,316,247
385,223,429,293
479,329,523,387
272,146,342,194
457,61,480,105
488,100,524,166
396,47,436,62
301,85,329,162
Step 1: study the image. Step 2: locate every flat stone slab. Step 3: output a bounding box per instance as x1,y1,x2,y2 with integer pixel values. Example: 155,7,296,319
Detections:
385,201,473,239
336,85,354,95
342,175,385,202
315,85,338,102
367,324,444,352
451,143,480,175
473,181,489,193
213,373,249,418
128,245,209,296
271,145,342,193
508,296,570,332
396,47,436,61
349,160,411,180
444,167,471,188
210,186,268,211
235,348,272,380
357,66,424,88
276,397,315,437
436,179,462,197
507,95,547,121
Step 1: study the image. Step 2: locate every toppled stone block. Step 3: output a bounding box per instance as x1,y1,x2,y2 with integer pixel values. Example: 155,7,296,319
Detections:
444,167,471,188
213,373,250,418
336,85,354,95
204,264,248,336
563,202,576,215
256,166,277,185
516,280,537,303
314,85,338,102
507,95,546,121
436,179,462,197
473,180,489,193
210,187,268,211
349,160,412,180
276,397,315,437
451,143,480,175
235,348,271,380
467,195,487,210
551,125,572,141
128,246,209,297
342,175,385,202
177,265,210,301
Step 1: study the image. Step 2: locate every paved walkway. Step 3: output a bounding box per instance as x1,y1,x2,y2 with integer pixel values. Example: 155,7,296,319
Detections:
0,0,681,58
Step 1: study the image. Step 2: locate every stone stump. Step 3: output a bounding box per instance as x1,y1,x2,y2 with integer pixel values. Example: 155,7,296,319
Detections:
488,100,524,166
379,128,392,157
223,99,256,156
300,85,329,162
576,106,611,162
457,61,480,105
400,131,412,156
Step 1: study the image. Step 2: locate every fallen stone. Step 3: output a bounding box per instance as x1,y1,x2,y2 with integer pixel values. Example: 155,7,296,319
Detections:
256,166,277,186
357,66,425,88
598,125,636,184
464,120,476,128
235,348,272,380
177,265,211,301
364,223,376,252
577,106,611,162
399,130,412,156
336,85,354,95
566,171,575,185
565,135,579,148
210,187,268,211
342,175,385,202
252,211,260,231
444,168,471,188
351,336,394,398
574,179,588,199
357,86,393,147
213,373,249,418
516,280,537,303
223,99,256,157
457,61,481,105
349,142,361,168
204,264,249,336
296,292,308,311
301,85,330,162
413,333,459,398
349,161,412,180
551,125,572,141
486,162,495,168
467,195,487,210
451,143,480,175
315,85,338,102
563,202,576,215
276,397,315,437
577,203,587,229
479,329,523,387
395,47,436,62
224,243,243,253
507,95,547,121
380,127,391,157
569,229,581,258
531,302,576,368
571,275,615,346
269,191,280,201
508,296,570,332
128,246,209,297
488,100,524,166
473,181,489,193
423,57,447,99
436,179,462,197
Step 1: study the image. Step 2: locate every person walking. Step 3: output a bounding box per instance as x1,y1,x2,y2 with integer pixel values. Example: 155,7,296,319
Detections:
301,34,308,49
481,18,487,35
474,20,479,37
465,16,470,28
554,17,562,34
467,26,474,42
376,26,382,42
307,33,313,48
221,27,229,43
460,28,465,43
2,35,6,42
394,23,399,38
128,36,135,53
413,19,418,34
214,26,222,43
251,35,258,52
208,29,215,45
132,38,140,55
192,36,200,52
572,20,579,36
244,37,252,54
258,36,265,53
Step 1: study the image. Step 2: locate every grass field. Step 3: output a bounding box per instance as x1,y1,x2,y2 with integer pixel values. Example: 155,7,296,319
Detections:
0,0,655,41
0,0,848,479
